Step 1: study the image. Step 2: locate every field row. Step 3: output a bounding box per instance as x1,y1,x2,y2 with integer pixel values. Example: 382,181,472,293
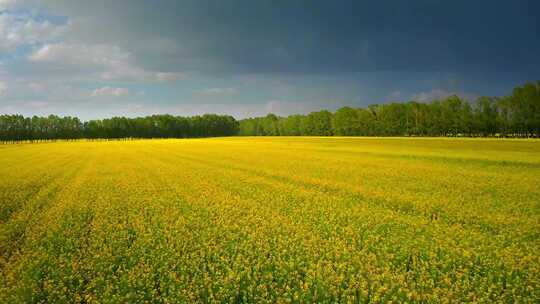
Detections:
1,138,539,302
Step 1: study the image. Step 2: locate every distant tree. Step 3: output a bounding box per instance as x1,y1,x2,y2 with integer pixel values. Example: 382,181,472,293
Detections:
474,97,498,136
1,81,539,142
278,115,304,136
261,114,280,136
332,107,361,136
510,81,540,137
301,110,332,136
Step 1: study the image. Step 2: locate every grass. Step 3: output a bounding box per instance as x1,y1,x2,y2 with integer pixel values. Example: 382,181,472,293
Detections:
0,137,539,303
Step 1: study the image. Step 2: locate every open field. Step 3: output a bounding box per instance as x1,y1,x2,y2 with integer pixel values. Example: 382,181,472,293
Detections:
0,137,539,303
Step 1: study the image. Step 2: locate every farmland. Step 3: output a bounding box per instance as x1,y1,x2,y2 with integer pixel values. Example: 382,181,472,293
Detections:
0,137,539,303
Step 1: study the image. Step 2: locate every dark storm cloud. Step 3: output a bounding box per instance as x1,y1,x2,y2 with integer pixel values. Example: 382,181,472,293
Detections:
49,0,539,76
1,0,539,119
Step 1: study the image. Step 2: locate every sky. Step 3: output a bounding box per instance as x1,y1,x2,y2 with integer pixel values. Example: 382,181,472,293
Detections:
0,0,539,120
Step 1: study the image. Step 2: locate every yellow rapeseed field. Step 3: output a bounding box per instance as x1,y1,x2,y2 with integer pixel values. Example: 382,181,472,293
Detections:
0,137,539,303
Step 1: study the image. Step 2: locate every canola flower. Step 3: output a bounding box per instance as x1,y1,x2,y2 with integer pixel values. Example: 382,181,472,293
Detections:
0,137,539,303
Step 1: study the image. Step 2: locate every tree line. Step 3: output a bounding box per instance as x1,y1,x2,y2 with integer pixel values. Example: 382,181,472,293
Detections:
0,114,239,143
239,81,540,137
1,81,538,142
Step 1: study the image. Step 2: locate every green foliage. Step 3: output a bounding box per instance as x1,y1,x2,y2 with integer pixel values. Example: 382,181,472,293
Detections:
239,81,540,137
332,107,360,136
304,110,333,136
0,114,239,142
1,81,539,141
1,138,539,302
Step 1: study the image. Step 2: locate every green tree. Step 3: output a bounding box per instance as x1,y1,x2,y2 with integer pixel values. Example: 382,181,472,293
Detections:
332,107,361,136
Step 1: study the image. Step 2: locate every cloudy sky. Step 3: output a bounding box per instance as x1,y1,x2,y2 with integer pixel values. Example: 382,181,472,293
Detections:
0,0,539,120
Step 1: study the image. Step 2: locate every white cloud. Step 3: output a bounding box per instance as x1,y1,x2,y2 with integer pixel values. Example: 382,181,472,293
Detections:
29,43,186,82
0,78,91,103
411,89,479,102
93,102,268,120
109,100,339,120
201,87,238,95
411,89,451,102
27,81,45,92
26,100,49,108
30,43,115,63
0,0,19,10
156,72,186,82
91,86,129,97
0,81,7,95
387,90,402,100
0,13,66,52
265,100,329,116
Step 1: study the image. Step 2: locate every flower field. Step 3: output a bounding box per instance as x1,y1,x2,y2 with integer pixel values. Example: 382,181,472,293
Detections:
0,137,539,303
